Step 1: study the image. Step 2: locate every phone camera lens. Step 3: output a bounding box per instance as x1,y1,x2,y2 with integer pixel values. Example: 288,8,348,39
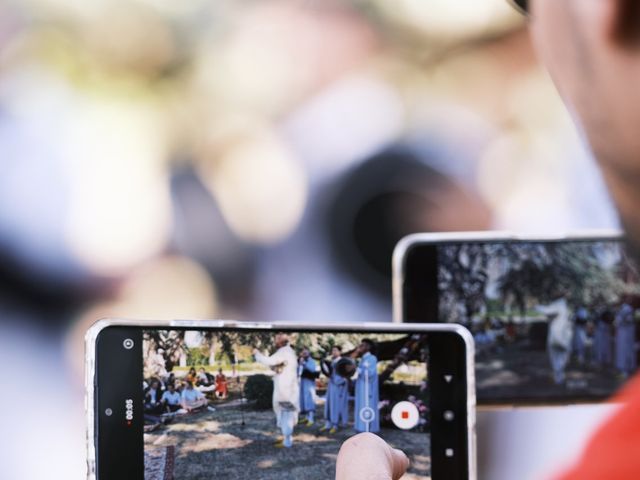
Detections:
123,338,134,350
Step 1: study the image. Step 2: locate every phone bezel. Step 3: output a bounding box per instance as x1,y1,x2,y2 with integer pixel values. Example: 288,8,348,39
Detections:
86,319,477,480
392,229,626,406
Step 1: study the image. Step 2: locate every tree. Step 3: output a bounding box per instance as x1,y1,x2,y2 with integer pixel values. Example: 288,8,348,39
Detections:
143,330,186,372
438,243,506,323
498,242,629,309
438,241,640,324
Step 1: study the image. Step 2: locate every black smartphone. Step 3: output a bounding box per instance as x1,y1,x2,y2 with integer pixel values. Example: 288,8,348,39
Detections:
393,231,640,405
86,320,476,480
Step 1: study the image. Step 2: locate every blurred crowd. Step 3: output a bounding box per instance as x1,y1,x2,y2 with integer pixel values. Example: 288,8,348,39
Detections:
0,0,621,478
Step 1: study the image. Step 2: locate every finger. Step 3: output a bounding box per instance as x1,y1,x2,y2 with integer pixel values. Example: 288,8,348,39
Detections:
336,433,409,480
388,447,410,480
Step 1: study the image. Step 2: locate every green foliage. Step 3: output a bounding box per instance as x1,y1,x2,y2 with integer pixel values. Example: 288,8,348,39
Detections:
243,374,274,410
209,331,276,363
187,346,209,366
439,241,640,323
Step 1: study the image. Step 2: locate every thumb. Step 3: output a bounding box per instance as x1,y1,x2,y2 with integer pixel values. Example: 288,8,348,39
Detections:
387,445,410,480
336,433,409,480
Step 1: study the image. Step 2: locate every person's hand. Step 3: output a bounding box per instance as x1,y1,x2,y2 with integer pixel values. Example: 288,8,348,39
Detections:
336,433,409,480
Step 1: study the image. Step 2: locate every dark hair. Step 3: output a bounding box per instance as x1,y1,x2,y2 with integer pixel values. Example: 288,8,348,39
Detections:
332,345,343,352
616,0,640,45
189,367,196,374
361,338,377,355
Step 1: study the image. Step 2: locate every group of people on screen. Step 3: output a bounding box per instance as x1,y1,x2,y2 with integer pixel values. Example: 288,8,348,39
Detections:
540,300,638,385
143,367,228,418
253,333,380,448
472,298,639,386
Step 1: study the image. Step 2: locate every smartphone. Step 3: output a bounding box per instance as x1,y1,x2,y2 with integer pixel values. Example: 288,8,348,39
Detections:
393,230,640,405
86,320,476,480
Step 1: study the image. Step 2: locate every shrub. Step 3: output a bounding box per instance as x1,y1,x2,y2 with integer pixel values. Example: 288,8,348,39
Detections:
243,374,274,410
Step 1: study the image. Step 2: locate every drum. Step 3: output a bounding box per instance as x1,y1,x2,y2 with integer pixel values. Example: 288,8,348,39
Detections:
335,357,357,378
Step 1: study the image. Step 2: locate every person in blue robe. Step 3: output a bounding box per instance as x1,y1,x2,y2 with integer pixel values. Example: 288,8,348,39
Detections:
298,348,317,425
593,307,613,367
354,339,379,433
320,346,349,433
573,307,590,365
615,302,637,377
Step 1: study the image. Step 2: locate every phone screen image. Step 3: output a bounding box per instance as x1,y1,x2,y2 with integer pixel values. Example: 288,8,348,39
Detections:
141,330,432,480
429,239,639,403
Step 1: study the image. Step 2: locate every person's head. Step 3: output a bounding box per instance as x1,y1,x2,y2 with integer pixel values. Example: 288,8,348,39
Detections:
528,0,640,253
150,380,160,390
358,339,375,356
301,348,310,359
218,368,223,374
275,333,290,348
185,381,193,390
189,367,196,375
199,367,205,373
331,345,342,359
168,383,175,392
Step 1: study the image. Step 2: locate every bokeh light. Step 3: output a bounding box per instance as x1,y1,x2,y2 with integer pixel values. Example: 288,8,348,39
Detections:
0,1,621,478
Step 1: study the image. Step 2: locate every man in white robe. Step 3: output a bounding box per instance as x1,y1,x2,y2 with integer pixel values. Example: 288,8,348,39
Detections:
254,333,300,448
537,297,573,385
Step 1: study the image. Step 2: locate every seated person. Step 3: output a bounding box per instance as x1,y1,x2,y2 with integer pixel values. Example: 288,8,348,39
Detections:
144,380,164,415
215,368,228,399
185,367,198,385
161,383,182,413
181,381,214,413
197,367,213,387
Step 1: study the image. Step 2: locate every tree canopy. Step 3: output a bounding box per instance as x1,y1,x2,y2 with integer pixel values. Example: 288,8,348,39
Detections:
439,241,640,323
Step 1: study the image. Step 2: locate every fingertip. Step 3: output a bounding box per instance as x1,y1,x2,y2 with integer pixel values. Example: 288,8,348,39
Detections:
391,448,410,480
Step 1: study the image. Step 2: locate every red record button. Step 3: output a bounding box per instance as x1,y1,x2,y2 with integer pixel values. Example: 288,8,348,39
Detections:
391,401,420,430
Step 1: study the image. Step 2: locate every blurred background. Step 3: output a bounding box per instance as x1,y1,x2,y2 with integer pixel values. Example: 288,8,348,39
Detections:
0,0,620,478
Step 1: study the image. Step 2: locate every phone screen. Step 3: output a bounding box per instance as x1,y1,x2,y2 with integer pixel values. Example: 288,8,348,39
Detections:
94,326,471,480
403,237,640,404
